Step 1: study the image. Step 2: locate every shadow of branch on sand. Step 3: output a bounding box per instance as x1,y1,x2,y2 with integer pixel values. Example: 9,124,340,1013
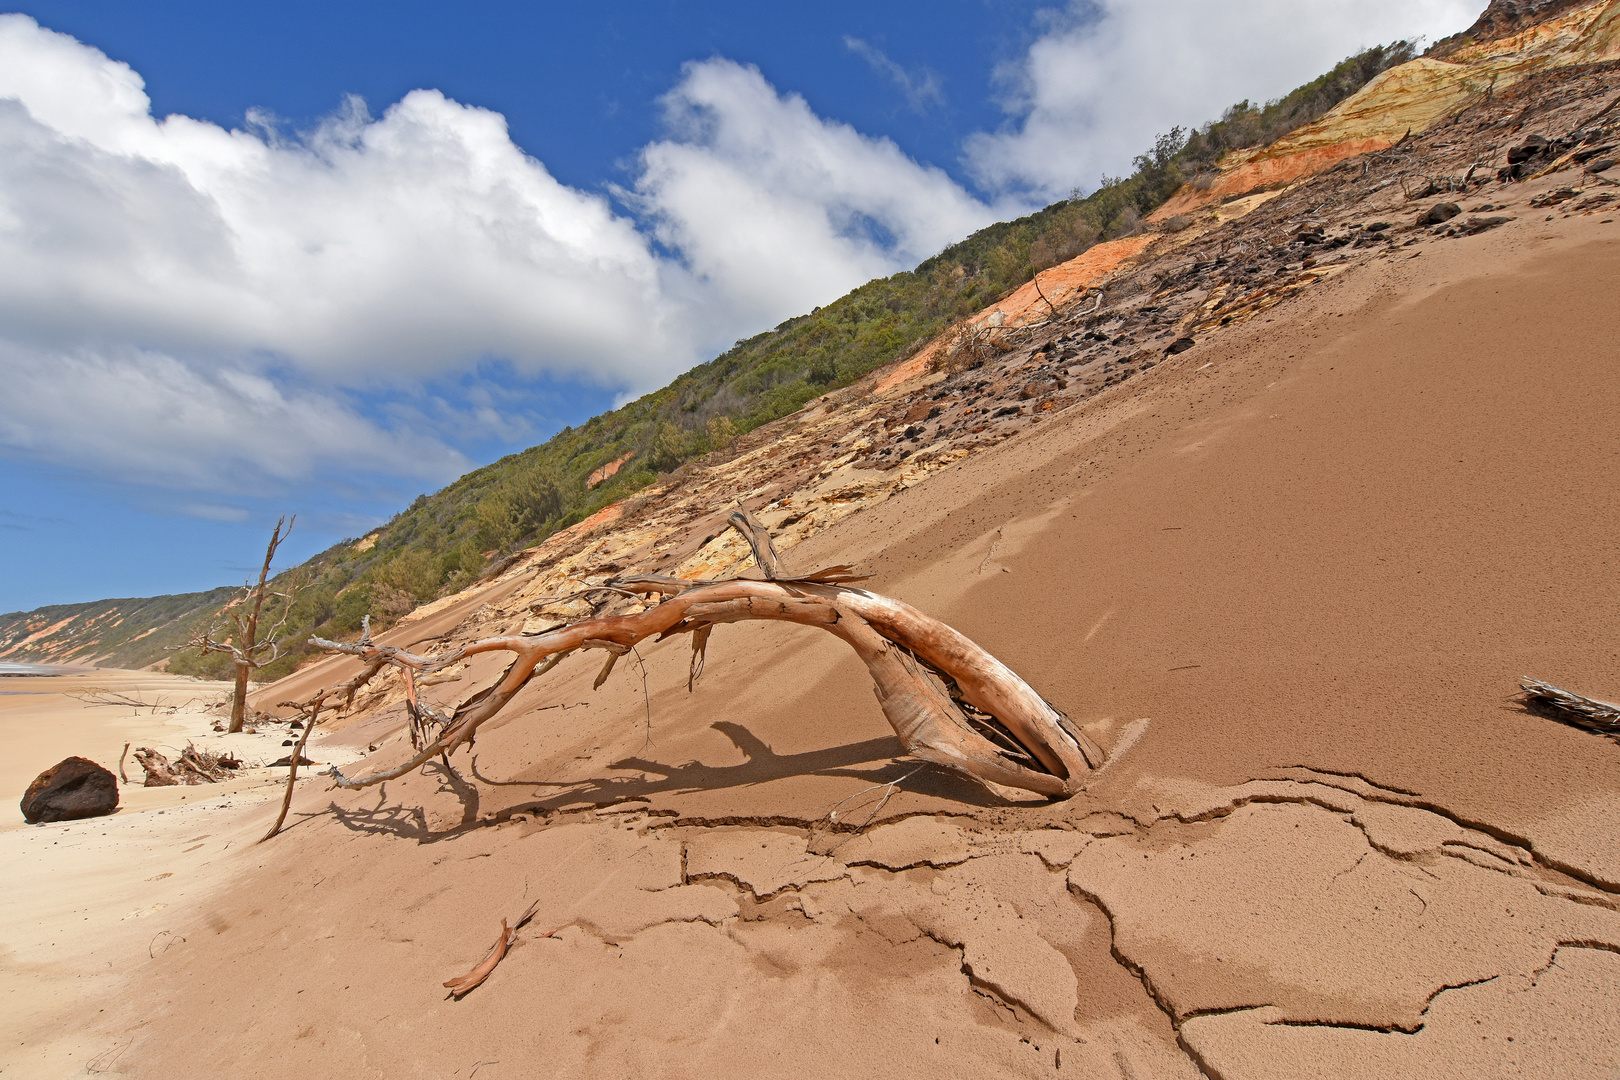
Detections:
321,719,1015,843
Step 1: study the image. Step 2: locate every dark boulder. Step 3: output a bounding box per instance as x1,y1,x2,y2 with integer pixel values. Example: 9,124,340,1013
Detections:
1165,337,1196,356
1507,134,1552,165
20,757,119,823
1420,202,1463,225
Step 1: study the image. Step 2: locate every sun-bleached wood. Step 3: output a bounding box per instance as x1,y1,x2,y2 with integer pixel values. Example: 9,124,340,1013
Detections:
303,512,1104,800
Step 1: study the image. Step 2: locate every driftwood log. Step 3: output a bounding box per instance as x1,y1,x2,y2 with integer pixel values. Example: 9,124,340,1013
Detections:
300,511,1105,801
133,744,241,786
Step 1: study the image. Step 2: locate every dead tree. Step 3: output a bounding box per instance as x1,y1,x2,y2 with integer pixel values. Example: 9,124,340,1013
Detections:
295,511,1106,803
174,516,296,733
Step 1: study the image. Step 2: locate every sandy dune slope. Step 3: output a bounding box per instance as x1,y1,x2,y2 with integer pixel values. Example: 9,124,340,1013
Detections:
9,22,1620,1078
17,191,1611,1079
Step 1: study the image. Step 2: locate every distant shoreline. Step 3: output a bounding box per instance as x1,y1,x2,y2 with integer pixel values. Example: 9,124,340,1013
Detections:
0,662,95,677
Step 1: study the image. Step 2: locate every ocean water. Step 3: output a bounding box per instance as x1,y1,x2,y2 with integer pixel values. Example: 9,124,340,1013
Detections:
0,663,68,676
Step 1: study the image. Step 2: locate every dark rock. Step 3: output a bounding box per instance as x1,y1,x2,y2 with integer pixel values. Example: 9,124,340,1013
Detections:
1419,202,1462,225
270,753,321,767
289,719,303,730
902,424,923,440
1366,221,1392,232
1573,144,1616,164
1165,337,1196,356
1588,158,1616,174
282,739,296,746
21,757,119,823
1507,134,1552,165
1462,215,1515,233
1530,188,1581,208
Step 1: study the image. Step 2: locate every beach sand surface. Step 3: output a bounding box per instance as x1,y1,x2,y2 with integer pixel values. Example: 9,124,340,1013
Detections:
0,672,367,1077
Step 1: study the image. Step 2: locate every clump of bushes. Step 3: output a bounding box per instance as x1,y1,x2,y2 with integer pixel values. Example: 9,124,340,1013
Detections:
184,41,1422,676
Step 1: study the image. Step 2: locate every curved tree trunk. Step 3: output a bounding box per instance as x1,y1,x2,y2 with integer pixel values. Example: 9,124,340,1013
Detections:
304,512,1107,800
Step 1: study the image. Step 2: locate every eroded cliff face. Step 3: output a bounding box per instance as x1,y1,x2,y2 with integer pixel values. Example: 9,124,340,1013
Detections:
1430,0,1609,59
0,588,234,670
98,16,1620,1078
1155,0,1620,223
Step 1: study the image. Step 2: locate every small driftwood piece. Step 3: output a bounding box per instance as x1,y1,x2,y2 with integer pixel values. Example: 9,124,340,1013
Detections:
1519,678,1620,739
305,511,1105,799
444,920,516,997
444,900,558,998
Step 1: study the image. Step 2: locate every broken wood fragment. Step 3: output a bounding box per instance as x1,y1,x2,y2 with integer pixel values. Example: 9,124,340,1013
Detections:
727,507,785,579
443,919,516,998
1519,678,1620,738
133,744,241,786
688,624,712,690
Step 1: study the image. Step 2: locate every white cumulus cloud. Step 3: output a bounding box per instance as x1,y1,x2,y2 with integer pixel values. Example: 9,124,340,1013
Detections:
965,0,1478,200
0,341,469,492
0,15,675,383
0,4,1484,501
0,17,1000,496
630,59,1004,335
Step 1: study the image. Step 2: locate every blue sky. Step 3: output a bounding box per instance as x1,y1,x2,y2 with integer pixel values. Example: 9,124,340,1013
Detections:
0,0,1477,612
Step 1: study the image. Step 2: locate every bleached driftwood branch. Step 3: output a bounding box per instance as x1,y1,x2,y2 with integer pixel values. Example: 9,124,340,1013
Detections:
303,511,1105,800
1519,678,1620,739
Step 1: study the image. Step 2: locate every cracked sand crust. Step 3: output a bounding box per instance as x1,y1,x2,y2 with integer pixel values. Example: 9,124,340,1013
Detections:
17,23,1620,1079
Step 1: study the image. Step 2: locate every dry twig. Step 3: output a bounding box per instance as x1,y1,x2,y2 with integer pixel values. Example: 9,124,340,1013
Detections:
443,899,561,998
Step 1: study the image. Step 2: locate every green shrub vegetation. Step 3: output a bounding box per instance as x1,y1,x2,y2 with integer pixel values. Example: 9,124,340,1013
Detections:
9,43,1414,681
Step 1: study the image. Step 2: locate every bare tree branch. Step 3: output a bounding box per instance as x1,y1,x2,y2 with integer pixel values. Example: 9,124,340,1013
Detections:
306,512,1106,802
